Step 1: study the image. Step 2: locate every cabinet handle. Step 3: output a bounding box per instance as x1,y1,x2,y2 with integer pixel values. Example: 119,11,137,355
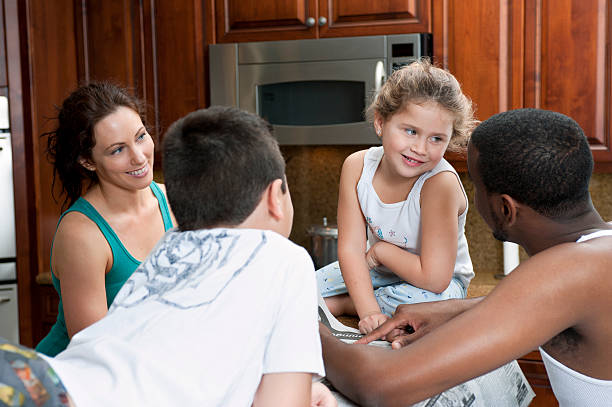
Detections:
305,17,315,27
0,297,10,304
318,16,327,26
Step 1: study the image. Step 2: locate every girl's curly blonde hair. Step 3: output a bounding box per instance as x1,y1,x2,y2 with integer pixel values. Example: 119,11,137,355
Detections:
366,59,477,152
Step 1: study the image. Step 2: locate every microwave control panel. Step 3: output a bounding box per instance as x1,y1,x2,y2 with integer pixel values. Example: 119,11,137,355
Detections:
387,33,432,75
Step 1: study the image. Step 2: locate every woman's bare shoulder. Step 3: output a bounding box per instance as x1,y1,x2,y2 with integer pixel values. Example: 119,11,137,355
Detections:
52,211,110,276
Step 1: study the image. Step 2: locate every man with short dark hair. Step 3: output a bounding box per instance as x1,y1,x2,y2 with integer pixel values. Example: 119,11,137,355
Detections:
320,108,612,407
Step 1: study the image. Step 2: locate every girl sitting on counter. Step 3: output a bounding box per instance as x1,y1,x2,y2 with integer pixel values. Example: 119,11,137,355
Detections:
317,60,477,334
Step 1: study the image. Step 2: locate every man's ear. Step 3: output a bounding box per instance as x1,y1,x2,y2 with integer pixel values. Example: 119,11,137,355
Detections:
499,194,519,226
266,178,286,221
78,157,96,172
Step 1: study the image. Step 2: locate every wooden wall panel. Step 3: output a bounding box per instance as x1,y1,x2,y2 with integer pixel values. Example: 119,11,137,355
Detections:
5,0,36,346
17,0,80,346
25,0,80,294
154,0,207,142
525,0,612,167
12,0,207,345
0,0,6,87
433,0,524,170
78,1,144,89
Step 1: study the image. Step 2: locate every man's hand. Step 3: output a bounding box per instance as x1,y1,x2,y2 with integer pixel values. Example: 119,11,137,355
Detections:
356,299,473,349
358,312,389,334
311,382,338,407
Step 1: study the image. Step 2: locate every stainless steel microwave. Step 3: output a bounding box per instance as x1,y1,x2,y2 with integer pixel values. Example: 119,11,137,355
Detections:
209,34,432,145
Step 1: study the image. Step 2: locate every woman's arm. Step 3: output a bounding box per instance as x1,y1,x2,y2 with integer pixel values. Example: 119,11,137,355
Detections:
52,212,112,337
336,152,384,325
367,171,464,293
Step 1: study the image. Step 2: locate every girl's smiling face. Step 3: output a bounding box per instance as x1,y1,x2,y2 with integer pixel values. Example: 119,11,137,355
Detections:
375,101,454,180
84,106,154,191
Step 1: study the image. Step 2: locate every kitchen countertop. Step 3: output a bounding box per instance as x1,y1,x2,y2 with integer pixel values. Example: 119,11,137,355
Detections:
466,271,501,298
36,270,503,296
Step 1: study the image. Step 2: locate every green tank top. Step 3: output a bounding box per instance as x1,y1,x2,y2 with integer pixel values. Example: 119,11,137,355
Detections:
35,182,173,356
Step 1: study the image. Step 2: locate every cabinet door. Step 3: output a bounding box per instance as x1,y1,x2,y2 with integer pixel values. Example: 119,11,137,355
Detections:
0,0,6,87
525,0,612,170
433,0,524,171
214,0,317,43
319,0,431,38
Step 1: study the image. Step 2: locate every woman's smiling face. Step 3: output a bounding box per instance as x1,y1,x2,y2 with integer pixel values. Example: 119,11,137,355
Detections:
375,101,454,180
85,106,154,191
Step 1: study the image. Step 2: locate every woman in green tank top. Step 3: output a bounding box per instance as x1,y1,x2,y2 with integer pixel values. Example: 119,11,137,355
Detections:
36,83,175,356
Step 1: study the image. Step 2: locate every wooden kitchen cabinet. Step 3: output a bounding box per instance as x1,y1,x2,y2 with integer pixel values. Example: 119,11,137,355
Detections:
213,0,431,43
518,351,559,406
0,0,6,87
11,0,207,346
436,0,612,172
525,0,612,170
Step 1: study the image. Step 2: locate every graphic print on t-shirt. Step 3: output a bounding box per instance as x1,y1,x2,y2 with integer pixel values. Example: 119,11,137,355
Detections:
112,230,266,310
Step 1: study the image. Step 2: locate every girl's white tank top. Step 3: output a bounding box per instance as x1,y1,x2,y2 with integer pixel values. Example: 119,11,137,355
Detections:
356,146,474,288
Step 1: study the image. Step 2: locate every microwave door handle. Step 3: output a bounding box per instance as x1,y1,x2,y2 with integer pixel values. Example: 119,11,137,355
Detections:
375,61,386,92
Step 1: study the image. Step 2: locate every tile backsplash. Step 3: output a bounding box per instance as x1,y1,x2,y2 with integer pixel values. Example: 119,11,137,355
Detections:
156,146,612,277
280,146,612,276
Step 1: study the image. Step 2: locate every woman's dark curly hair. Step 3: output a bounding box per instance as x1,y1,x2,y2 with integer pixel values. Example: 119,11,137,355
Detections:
44,82,146,210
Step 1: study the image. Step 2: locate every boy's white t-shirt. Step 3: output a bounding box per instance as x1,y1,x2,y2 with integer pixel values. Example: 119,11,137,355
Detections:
44,228,324,407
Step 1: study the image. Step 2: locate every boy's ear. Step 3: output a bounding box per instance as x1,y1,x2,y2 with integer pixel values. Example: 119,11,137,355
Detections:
266,178,286,220
499,194,518,226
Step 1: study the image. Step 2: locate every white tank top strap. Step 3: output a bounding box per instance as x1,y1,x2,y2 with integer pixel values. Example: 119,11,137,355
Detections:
357,146,384,187
576,229,612,243
539,347,612,406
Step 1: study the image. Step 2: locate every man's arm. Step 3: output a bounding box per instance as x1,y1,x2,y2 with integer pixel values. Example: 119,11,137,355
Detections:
358,297,484,348
321,242,598,406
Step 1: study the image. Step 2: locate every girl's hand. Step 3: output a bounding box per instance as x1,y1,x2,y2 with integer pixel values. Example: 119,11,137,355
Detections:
365,244,380,270
356,298,482,348
358,312,389,334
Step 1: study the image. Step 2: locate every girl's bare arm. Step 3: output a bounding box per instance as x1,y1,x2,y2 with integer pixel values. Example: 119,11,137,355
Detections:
336,151,381,319
368,171,464,293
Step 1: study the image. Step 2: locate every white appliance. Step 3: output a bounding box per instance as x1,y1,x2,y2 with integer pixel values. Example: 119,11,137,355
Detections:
0,95,19,344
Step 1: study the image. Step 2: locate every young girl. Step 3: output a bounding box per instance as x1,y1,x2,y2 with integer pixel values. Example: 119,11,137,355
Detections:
317,60,476,334
36,82,176,356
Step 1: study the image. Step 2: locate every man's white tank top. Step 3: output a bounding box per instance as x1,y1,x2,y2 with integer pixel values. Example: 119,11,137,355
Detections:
356,146,474,288
538,228,612,407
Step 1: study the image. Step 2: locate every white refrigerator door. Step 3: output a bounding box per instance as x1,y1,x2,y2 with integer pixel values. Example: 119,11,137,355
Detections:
0,283,19,344
0,133,16,259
